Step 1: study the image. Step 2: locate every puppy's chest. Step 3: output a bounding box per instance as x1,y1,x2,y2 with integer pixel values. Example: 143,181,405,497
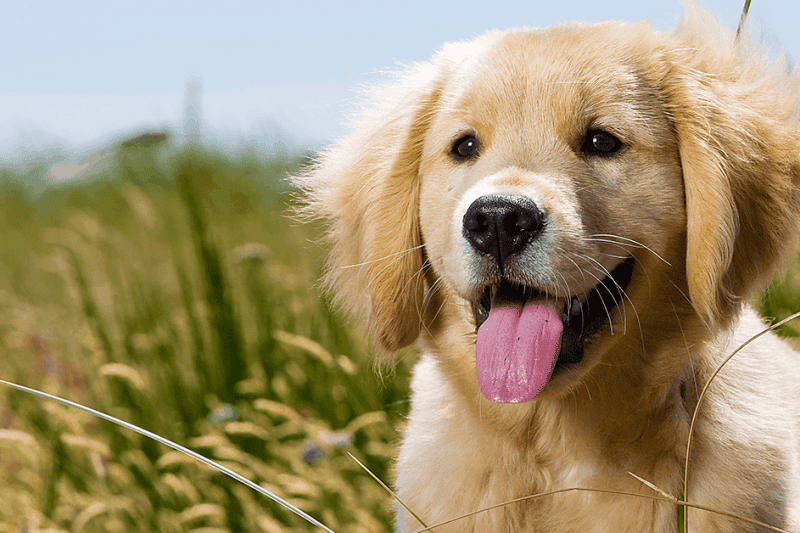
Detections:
405,457,671,533
399,421,673,531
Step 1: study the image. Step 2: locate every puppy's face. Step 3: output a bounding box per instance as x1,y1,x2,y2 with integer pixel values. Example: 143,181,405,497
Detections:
418,29,686,401
300,14,800,408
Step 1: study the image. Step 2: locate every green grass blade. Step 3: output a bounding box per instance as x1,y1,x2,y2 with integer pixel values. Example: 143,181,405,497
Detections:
736,0,752,40
177,160,248,401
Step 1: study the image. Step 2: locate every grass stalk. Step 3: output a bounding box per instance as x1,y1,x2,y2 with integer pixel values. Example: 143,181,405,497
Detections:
0,379,338,533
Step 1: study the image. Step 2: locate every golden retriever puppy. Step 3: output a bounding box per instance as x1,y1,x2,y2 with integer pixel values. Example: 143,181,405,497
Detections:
296,2,800,531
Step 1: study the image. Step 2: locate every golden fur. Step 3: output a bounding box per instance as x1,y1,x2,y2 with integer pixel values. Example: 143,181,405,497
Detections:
297,3,800,531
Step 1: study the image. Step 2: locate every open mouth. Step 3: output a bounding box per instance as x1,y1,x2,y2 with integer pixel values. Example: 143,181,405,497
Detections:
470,256,636,403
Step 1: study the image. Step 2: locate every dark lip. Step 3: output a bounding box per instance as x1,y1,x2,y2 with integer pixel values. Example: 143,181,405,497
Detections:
471,256,636,373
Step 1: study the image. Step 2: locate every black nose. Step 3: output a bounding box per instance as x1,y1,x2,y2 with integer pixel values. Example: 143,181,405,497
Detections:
462,194,545,274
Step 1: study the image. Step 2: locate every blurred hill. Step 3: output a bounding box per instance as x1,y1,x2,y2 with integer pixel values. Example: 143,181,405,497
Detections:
3,120,320,185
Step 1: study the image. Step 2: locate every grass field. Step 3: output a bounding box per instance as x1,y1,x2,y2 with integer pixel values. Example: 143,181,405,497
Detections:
0,144,414,532
1,143,800,532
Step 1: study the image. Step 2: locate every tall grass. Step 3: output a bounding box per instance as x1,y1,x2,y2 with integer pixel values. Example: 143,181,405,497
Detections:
0,146,412,532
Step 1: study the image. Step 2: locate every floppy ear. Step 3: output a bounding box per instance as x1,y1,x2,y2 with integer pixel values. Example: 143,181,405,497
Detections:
663,5,800,326
295,64,442,354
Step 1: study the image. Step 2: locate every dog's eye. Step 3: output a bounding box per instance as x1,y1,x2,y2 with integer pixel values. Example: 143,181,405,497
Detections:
581,129,623,157
451,135,480,161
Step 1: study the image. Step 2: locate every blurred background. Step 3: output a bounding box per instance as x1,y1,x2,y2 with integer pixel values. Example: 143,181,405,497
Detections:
3,0,797,166
1,1,799,531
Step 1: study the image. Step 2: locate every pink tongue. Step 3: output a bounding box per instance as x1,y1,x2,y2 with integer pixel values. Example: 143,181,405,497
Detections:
476,303,564,403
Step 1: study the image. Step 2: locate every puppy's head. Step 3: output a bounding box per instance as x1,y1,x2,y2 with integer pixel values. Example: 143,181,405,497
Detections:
297,3,800,401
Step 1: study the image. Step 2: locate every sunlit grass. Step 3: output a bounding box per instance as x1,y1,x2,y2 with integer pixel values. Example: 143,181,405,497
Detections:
0,145,412,532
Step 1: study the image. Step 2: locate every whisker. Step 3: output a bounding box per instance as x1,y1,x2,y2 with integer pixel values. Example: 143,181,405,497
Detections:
365,245,427,295
551,247,578,312
571,259,616,335
560,251,588,286
669,280,714,337
418,275,448,333
427,286,449,327
667,293,699,398
580,254,643,341
596,252,630,260
554,270,573,304
666,282,701,397
586,234,671,266
339,244,426,269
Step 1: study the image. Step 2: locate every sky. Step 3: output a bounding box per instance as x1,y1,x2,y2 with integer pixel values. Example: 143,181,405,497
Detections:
2,0,798,164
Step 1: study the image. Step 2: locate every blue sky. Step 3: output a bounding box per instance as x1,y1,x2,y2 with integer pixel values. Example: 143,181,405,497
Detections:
2,0,798,162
